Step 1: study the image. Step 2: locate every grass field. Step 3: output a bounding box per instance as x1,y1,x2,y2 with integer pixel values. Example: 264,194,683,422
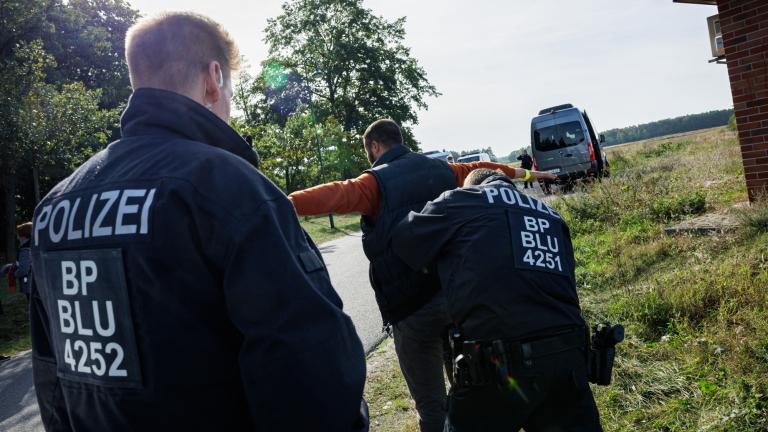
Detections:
364,126,768,431
299,212,361,244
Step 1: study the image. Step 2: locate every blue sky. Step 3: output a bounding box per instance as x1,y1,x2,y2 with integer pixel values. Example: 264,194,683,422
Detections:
127,0,733,156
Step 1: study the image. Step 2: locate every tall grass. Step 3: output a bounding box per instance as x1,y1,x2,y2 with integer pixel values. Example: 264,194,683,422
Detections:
555,127,768,431
362,127,763,432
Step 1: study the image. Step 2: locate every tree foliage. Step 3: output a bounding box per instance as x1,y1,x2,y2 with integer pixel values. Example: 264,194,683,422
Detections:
0,0,135,262
43,0,138,109
20,82,118,188
232,0,439,188
263,0,439,145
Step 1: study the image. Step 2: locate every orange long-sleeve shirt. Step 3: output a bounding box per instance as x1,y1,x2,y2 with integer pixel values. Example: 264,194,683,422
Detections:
288,162,521,218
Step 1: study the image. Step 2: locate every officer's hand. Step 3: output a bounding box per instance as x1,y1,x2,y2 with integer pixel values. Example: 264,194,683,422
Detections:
535,171,557,181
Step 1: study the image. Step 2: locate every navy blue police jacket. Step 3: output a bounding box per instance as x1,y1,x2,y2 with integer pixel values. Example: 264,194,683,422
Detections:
29,88,368,431
391,175,585,341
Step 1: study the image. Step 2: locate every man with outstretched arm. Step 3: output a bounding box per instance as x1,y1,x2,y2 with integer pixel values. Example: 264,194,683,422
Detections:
288,119,554,432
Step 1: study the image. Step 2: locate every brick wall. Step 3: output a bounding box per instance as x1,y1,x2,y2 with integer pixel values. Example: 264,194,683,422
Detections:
717,0,768,201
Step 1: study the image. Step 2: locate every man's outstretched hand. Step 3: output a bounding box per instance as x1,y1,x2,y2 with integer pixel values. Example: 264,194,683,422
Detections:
531,170,557,181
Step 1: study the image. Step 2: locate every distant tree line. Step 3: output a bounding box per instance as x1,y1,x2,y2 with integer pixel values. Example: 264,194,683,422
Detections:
602,109,733,146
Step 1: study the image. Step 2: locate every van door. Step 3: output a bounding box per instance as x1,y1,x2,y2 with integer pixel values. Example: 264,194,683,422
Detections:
531,118,590,174
582,111,604,174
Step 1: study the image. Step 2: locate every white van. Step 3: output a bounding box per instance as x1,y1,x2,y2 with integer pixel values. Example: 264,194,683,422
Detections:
457,152,491,163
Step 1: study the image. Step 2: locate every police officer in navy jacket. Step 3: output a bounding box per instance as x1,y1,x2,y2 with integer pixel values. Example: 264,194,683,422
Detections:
29,12,367,431
392,168,601,431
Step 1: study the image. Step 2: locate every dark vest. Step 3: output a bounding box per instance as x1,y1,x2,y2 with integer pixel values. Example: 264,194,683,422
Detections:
361,144,456,324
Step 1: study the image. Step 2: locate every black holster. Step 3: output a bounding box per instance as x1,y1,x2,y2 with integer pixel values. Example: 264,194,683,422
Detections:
587,323,624,386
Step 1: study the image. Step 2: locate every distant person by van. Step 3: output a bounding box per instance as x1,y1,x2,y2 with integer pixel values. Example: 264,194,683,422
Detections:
517,149,534,189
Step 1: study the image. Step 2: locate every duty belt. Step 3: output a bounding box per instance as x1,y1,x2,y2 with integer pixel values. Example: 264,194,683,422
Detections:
449,327,586,388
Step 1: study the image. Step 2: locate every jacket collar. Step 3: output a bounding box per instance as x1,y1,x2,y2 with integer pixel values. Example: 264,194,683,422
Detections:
480,175,516,187
120,88,260,169
372,144,410,168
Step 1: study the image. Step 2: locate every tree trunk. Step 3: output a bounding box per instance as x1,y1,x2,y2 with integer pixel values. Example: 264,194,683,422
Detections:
285,170,291,194
32,165,40,203
0,169,17,264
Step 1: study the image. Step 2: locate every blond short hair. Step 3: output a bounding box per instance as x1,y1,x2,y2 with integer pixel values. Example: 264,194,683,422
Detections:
464,168,505,187
125,12,240,92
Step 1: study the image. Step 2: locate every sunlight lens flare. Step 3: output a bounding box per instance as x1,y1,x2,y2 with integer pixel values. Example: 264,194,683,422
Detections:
491,356,528,403
262,62,288,90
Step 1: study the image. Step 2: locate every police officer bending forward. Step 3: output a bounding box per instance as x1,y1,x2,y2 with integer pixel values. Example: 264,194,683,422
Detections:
29,12,367,431
392,168,602,431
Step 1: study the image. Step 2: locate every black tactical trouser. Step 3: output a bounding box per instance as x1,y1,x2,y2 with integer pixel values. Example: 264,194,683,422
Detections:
393,291,452,432
445,344,602,432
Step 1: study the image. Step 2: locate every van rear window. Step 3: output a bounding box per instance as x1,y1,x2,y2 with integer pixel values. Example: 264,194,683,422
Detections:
533,121,585,152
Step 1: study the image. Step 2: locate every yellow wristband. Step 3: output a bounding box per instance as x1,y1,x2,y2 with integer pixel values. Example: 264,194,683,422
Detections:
523,169,532,181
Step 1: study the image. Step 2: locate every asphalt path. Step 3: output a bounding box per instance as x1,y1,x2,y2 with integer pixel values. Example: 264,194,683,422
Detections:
317,232,385,353
0,231,380,431
0,352,40,432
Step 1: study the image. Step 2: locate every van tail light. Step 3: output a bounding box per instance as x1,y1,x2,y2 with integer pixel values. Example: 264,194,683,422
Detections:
531,153,538,171
587,142,596,161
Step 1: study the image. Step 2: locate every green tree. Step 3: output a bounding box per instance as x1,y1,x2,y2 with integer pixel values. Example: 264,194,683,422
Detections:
44,0,139,108
321,116,365,181
261,0,439,156
0,39,52,262
254,111,324,193
19,82,118,204
0,0,135,261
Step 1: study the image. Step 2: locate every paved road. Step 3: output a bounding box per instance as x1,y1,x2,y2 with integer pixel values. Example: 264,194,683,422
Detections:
0,352,40,432
317,232,384,353
0,232,380,431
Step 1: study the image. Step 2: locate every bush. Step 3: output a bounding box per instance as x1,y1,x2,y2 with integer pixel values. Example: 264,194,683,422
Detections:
650,190,707,222
608,152,633,172
639,141,691,159
728,112,737,131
